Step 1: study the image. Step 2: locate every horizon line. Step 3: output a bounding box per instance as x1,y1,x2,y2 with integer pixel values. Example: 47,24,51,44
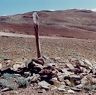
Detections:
0,8,96,16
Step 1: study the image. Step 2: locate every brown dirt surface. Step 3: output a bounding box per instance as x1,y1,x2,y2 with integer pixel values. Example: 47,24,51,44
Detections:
0,35,96,65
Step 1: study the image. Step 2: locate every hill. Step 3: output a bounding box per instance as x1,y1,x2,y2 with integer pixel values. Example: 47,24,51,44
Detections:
0,9,96,39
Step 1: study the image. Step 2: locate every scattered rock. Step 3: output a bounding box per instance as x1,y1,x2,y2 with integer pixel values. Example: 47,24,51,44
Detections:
51,77,61,87
0,79,18,90
30,73,40,82
51,85,57,90
24,71,31,77
46,63,57,67
83,59,93,69
16,76,29,88
81,76,89,85
70,75,81,81
71,87,81,92
0,57,96,94
65,61,74,70
12,64,21,71
78,60,85,67
0,63,2,70
67,89,75,94
38,81,50,90
57,85,65,92
64,79,71,86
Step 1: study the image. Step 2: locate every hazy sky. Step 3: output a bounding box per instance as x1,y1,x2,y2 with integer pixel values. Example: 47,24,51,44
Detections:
0,0,96,16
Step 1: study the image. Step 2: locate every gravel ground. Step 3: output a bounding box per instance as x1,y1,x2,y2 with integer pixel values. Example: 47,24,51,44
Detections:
0,36,96,61
0,36,96,95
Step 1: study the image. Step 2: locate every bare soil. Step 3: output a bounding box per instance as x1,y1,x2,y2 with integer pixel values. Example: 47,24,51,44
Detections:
0,35,96,62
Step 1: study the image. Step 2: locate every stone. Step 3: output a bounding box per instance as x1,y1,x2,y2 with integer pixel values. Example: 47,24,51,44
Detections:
67,89,75,94
81,76,89,85
38,81,50,90
1,68,19,75
68,57,78,66
91,78,96,84
65,62,74,70
0,63,2,70
83,59,93,69
81,68,88,74
15,60,27,69
70,75,81,81
0,79,18,90
57,85,65,92
71,87,81,92
16,77,29,88
73,68,82,74
26,76,33,82
0,88,10,92
39,66,55,81
51,77,58,81
57,73,65,82
33,61,43,69
12,64,21,71
51,86,57,90
76,84,84,89
78,60,85,67
92,64,96,74
28,61,42,74
24,72,31,77
64,80,71,86
51,77,61,87
31,74,40,82
61,69,72,76
32,58,44,65
47,63,56,67
83,85,93,91
64,75,81,86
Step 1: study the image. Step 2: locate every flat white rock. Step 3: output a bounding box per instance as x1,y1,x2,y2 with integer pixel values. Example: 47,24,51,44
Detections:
38,81,50,89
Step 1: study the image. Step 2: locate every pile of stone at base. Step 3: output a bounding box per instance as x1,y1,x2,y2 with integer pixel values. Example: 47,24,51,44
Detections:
0,57,96,94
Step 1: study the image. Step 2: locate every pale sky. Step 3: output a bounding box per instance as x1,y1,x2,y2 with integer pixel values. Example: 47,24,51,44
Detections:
0,0,96,16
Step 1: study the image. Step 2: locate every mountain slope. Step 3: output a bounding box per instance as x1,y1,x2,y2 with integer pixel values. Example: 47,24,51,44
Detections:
0,9,96,40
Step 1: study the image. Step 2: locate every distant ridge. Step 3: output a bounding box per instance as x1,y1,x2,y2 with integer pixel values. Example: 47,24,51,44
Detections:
0,9,96,40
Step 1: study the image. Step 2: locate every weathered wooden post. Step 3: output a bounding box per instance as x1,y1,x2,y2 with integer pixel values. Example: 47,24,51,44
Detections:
33,12,41,58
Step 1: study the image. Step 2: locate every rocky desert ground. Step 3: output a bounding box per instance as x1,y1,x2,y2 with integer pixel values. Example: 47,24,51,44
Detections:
0,9,96,95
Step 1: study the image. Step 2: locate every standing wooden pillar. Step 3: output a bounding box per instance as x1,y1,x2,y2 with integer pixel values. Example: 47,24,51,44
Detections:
33,12,41,58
